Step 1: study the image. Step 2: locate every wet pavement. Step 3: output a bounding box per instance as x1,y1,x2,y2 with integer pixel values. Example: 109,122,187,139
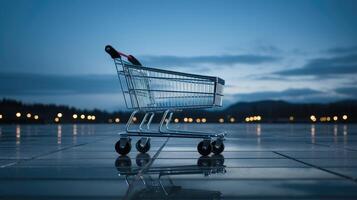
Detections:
0,123,357,199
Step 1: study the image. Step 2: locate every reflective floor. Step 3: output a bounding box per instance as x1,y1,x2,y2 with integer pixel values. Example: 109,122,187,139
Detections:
1,123,357,199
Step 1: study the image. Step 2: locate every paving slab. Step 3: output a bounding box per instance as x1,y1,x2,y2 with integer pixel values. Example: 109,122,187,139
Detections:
1,124,357,199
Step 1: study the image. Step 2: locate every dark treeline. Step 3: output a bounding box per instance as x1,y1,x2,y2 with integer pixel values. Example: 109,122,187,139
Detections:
0,99,356,124
0,99,129,124
223,100,357,123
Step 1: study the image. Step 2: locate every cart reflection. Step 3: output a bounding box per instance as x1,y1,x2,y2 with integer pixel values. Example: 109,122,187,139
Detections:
115,154,226,199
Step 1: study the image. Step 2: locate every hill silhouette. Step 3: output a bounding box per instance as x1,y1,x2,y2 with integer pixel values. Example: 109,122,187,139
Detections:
224,100,357,122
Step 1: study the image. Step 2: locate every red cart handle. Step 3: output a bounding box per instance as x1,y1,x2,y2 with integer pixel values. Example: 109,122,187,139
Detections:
105,45,128,58
105,45,142,66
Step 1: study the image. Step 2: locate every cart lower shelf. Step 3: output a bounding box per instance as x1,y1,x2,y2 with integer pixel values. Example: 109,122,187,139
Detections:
115,110,225,156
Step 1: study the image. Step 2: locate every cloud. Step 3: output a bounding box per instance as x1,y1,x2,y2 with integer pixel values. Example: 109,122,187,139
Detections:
252,75,291,81
141,54,279,67
325,46,357,54
256,45,282,54
232,88,334,102
249,44,283,54
274,54,357,77
0,73,120,95
335,87,357,98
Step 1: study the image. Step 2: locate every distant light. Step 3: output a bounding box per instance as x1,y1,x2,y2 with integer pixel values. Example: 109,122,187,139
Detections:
57,113,63,118
257,116,262,121
54,117,60,123
0,114,2,119
183,117,188,123
342,115,348,120
115,118,120,123
87,115,92,120
253,116,258,121
80,114,85,119
326,117,331,122
333,116,338,121
26,113,31,118
249,116,254,121
92,115,96,120
320,117,326,122
188,118,193,123
72,114,78,119
289,116,294,121
219,118,224,123
133,117,137,122
310,115,316,122
16,112,21,118
229,117,235,123
196,118,201,123
201,118,207,123
34,115,39,120
245,117,250,122
174,118,179,123
16,126,20,138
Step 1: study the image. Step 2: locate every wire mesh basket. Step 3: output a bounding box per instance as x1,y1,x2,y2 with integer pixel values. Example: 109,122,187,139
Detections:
115,59,224,111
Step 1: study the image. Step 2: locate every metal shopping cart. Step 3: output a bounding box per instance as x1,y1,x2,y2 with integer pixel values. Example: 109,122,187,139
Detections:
105,45,225,156
115,154,226,199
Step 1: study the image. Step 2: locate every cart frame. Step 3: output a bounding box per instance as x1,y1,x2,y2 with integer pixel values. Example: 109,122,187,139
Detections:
115,154,226,197
105,45,226,156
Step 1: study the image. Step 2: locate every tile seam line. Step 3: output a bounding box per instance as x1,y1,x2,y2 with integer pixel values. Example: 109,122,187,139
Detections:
0,177,344,181
138,137,170,175
0,137,108,168
311,141,357,152
272,151,357,183
2,195,357,199
125,137,170,192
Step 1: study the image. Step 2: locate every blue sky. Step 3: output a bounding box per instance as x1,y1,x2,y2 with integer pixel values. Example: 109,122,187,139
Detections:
1,0,357,110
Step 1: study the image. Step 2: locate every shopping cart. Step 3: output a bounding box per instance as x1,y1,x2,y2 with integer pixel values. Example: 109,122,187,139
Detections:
115,154,226,199
105,45,225,156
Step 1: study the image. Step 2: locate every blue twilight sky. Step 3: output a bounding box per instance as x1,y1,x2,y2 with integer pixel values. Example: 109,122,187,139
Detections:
1,0,357,110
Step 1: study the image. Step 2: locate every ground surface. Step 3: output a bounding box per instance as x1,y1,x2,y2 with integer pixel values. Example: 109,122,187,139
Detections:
1,123,357,199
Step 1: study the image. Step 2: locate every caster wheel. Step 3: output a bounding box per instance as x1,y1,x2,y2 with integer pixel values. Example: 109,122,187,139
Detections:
136,153,151,167
115,138,131,155
115,156,132,173
197,156,211,167
211,140,224,155
136,138,151,153
211,154,225,166
197,140,212,156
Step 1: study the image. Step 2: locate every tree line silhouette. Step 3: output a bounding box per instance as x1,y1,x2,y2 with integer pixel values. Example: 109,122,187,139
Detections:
0,98,356,124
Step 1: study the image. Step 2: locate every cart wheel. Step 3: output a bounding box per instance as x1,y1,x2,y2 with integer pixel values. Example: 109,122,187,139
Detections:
136,138,151,153
211,154,225,166
197,140,212,156
136,153,151,167
197,156,211,167
115,138,131,155
115,155,132,173
211,140,224,155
